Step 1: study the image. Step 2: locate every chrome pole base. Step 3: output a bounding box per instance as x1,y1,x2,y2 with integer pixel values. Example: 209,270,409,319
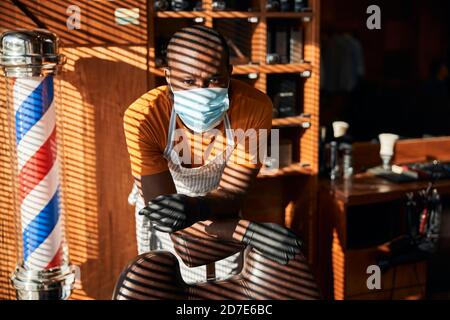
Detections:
11,264,78,300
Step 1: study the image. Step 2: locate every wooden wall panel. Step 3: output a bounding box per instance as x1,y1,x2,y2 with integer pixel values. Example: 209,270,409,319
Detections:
59,45,147,299
3,0,147,46
0,0,37,33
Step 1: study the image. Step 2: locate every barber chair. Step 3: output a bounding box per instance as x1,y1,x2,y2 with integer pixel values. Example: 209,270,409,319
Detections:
112,225,322,300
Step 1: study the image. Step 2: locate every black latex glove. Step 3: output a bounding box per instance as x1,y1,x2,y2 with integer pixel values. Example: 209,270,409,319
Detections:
139,194,210,233
242,222,302,265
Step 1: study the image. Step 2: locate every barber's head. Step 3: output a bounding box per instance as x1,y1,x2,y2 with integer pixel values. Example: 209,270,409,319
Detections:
165,25,232,91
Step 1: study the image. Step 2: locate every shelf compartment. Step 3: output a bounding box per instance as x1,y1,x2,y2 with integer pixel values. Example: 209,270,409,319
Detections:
214,18,258,65
267,73,305,118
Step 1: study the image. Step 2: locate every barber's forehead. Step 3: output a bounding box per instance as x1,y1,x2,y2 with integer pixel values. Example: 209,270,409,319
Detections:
168,48,224,73
167,28,226,68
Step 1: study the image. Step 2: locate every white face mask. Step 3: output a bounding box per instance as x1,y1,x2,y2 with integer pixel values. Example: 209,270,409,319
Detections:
168,77,230,133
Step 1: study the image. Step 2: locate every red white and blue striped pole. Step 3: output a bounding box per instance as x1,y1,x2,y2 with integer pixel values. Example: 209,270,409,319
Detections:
1,29,77,300
13,76,64,271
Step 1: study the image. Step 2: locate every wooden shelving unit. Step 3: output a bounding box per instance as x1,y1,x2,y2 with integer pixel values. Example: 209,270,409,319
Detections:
148,0,321,266
148,0,320,171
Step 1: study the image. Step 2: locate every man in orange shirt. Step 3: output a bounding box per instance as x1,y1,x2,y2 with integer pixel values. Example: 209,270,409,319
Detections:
123,25,301,283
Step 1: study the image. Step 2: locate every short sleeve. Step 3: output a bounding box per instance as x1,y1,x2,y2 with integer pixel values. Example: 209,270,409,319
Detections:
123,91,169,177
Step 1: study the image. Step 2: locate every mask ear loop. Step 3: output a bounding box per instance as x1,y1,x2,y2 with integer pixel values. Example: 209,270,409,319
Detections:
164,67,175,93
226,78,231,90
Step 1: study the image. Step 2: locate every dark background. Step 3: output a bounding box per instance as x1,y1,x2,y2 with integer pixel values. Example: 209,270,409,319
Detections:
320,0,450,141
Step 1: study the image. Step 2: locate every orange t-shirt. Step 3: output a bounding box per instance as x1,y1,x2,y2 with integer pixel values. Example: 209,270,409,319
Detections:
123,79,273,178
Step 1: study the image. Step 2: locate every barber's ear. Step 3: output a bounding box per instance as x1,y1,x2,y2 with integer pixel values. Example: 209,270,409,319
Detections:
228,64,233,75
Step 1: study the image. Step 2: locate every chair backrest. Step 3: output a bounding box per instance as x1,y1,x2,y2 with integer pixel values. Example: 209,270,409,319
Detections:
113,247,322,300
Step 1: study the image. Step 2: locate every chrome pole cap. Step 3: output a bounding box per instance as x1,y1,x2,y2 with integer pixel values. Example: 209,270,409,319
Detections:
0,29,65,77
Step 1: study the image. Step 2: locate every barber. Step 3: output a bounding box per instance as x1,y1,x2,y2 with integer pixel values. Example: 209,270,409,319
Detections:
124,25,301,284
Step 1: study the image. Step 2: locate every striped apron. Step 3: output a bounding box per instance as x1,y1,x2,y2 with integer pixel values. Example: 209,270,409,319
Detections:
130,109,243,284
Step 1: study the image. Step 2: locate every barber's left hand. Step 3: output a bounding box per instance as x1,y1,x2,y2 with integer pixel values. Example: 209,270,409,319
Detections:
139,194,207,233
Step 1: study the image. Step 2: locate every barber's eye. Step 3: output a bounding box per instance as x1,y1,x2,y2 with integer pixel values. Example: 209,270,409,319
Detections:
209,78,220,84
183,79,195,86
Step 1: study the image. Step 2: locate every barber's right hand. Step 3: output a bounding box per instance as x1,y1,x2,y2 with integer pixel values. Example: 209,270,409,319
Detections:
241,222,302,265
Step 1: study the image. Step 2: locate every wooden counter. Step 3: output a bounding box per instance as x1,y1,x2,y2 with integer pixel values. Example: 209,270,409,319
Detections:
317,137,450,300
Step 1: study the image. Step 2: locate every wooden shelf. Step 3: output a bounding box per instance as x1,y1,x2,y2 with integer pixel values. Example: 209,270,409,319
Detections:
260,63,311,74
155,11,207,18
232,64,260,74
272,115,311,128
210,11,261,19
258,162,313,178
155,11,259,19
155,11,313,20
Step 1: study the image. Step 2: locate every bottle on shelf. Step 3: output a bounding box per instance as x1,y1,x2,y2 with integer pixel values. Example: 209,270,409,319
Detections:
325,121,354,181
329,141,339,181
266,0,281,12
340,143,353,179
154,0,170,11
319,126,327,176
294,0,308,12
171,0,194,11
280,0,292,12
212,0,226,11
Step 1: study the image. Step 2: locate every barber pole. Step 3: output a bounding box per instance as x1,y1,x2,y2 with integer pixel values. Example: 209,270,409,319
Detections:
14,76,63,271
1,29,77,300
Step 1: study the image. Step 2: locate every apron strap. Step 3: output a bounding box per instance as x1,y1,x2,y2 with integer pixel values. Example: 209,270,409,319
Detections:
223,111,234,147
163,107,177,158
